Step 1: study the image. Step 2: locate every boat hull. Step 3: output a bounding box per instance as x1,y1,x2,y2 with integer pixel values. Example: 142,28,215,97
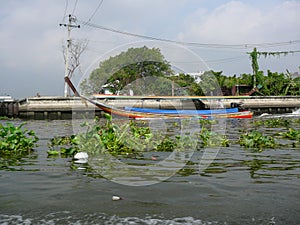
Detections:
99,103,253,119
125,107,239,115
64,77,253,120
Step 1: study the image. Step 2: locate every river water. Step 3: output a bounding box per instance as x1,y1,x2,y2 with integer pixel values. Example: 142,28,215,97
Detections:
0,114,299,225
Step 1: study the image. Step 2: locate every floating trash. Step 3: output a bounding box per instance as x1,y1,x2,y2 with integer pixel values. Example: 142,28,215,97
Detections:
112,195,123,201
73,152,88,164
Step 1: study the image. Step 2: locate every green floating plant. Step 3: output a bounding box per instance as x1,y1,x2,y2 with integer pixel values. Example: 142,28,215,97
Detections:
280,128,300,140
0,122,39,154
253,118,290,127
238,130,277,149
198,127,229,147
198,119,218,126
47,114,191,158
47,135,79,156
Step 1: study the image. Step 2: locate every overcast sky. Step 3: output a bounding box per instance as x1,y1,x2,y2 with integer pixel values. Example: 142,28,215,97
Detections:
1,0,300,98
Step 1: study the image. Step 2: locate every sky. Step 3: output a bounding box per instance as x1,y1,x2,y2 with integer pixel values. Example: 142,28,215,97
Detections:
1,0,300,98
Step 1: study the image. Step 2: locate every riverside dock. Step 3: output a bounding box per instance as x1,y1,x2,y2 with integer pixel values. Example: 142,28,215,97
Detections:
1,95,296,119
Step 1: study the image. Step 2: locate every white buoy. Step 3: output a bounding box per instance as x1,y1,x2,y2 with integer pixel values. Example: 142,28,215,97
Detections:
74,152,88,164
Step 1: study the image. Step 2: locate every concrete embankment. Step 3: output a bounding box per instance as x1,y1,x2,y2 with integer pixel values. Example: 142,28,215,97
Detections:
10,95,300,119
223,96,300,114
18,96,99,119
0,101,19,117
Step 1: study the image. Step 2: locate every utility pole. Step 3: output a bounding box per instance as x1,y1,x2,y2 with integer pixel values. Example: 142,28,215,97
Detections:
60,14,80,97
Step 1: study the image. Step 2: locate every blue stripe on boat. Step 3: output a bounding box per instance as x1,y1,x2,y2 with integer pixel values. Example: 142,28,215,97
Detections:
124,107,239,115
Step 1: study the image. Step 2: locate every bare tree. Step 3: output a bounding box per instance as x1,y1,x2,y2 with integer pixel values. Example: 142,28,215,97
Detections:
62,39,88,96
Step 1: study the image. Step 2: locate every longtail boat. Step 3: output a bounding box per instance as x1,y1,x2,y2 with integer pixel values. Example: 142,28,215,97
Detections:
65,77,253,119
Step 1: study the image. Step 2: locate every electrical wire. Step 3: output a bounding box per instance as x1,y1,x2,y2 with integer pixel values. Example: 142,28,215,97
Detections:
61,0,69,23
84,0,104,25
72,0,78,15
205,56,246,64
78,19,300,50
169,56,246,65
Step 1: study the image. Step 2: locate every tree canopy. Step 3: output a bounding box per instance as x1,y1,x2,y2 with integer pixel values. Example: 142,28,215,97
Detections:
80,46,173,95
79,46,300,96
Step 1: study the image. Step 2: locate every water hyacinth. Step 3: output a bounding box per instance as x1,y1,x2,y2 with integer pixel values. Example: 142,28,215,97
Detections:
253,118,290,127
47,116,300,159
0,122,39,154
238,130,277,149
280,128,300,140
198,126,229,147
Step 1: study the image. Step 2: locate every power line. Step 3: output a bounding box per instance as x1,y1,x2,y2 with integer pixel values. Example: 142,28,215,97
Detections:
61,0,69,23
72,0,78,15
169,56,246,65
78,19,300,49
84,0,104,25
204,56,246,64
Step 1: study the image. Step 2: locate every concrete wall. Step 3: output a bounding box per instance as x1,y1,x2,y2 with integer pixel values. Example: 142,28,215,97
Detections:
15,96,300,119
0,101,19,117
18,96,101,120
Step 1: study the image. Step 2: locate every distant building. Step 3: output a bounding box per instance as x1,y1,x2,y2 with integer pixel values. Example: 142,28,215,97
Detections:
99,84,113,95
174,71,205,83
187,72,205,83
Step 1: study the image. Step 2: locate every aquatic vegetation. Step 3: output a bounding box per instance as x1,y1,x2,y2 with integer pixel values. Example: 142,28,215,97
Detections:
195,119,229,148
47,114,192,157
280,128,300,140
48,117,229,157
0,122,39,154
0,116,14,120
175,135,198,151
46,150,60,156
155,137,176,152
198,127,229,147
292,118,300,124
198,119,218,126
47,135,79,156
49,135,76,146
253,118,290,127
48,115,300,158
238,130,277,149
79,115,194,154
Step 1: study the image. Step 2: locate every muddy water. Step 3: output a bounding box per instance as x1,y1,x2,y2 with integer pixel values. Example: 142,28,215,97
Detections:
0,116,299,225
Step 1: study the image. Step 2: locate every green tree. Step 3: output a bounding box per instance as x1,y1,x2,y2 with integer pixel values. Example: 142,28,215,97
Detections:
80,46,172,95
260,70,283,95
248,47,259,87
292,75,300,95
198,70,223,95
237,73,253,86
169,73,202,95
